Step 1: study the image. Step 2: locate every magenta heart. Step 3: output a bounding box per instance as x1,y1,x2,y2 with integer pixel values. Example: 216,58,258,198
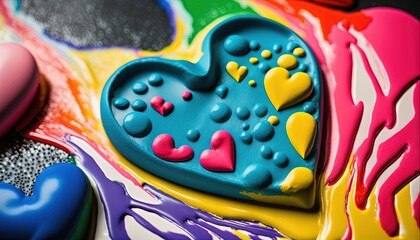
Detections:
150,96,174,116
200,130,235,172
152,134,194,161
0,43,39,137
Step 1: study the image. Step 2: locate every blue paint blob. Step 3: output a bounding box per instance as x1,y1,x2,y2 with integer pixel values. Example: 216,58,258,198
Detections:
123,112,152,137
287,42,298,52
240,132,252,144
113,97,129,109
215,84,228,99
299,63,308,72
303,102,316,114
249,40,260,51
260,145,273,159
210,103,232,123
273,43,282,53
273,152,289,168
186,129,200,142
224,35,250,56
132,82,148,94
252,121,274,142
148,73,163,86
236,106,250,120
131,99,147,111
242,122,250,130
242,165,272,189
254,103,268,117
258,62,271,73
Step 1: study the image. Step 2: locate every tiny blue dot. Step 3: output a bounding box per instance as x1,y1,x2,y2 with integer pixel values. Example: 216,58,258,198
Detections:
187,129,200,142
224,35,250,56
252,120,274,142
249,40,260,51
303,102,316,114
242,165,272,189
254,104,268,117
273,43,282,53
210,103,232,123
258,63,271,73
132,82,148,94
242,122,250,130
113,97,129,109
131,99,147,111
236,106,250,120
299,63,308,72
287,42,298,52
123,112,152,137
273,152,289,168
148,73,163,86
260,145,273,159
215,84,228,99
240,132,252,144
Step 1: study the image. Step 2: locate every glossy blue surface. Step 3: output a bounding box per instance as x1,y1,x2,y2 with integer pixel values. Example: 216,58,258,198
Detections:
0,163,92,239
101,16,322,205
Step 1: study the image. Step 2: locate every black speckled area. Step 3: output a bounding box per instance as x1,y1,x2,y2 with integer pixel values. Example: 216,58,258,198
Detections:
19,0,174,50
0,137,70,196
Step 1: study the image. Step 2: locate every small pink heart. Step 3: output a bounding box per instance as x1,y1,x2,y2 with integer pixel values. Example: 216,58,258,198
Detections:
0,43,39,138
150,96,174,116
200,130,235,172
152,134,194,161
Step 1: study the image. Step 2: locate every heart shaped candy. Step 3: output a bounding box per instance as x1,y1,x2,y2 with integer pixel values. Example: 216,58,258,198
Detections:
0,43,40,137
101,16,322,208
0,163,94,239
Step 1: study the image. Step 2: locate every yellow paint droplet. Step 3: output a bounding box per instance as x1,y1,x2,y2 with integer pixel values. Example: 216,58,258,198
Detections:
248,80,256,87
226,61,248,82
286,112,317,159
267,116,279,125
277,54,298,70
261,50,272,59
293,47,306,57
264,67,313,110
280,167,314,194
249,57,259,64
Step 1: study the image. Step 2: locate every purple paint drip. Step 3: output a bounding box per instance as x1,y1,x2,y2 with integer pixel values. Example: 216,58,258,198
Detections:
67,138,282,239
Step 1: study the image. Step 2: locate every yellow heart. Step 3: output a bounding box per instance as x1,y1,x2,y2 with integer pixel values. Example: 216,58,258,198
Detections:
286,112,317,159
226,61,248,82
264,67,313,110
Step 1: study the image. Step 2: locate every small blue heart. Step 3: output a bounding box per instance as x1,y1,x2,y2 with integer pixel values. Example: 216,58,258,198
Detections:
0,163,94,239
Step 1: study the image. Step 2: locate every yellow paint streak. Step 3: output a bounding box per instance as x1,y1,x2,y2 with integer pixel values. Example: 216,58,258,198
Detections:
232,230,251,240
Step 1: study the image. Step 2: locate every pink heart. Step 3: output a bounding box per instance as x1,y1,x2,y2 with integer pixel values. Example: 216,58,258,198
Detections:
0,43,39,137
152,134,194,161
150,96,174,116
200,130,235,172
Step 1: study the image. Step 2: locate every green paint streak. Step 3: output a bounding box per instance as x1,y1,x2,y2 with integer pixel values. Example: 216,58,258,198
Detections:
68,156,76,165
180,0,257,43
71,181,94,240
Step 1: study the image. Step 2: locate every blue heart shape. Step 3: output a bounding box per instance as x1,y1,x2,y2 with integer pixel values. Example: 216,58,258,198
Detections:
0,163,94,239
101,16,322,208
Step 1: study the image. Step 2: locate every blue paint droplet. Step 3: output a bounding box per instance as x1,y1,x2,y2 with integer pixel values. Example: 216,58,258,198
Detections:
210,103,232,123
254,104,268,117
113,97,129,109
215,84,228,99
148,73,163,86
236,106,250,120
242,122,250,130
242,165,272,189
187,129,200,142
258,62,271,73
240,132,252,144
303,102,316,114
252,120,274,142
260,145,273,159
131,99,147,111
224,35,250,56
273,43,282,53
299,63,308,72
287,42,298,52
273,152,289,168
132,82,148,94
249,40,260,51
123,112,152,137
